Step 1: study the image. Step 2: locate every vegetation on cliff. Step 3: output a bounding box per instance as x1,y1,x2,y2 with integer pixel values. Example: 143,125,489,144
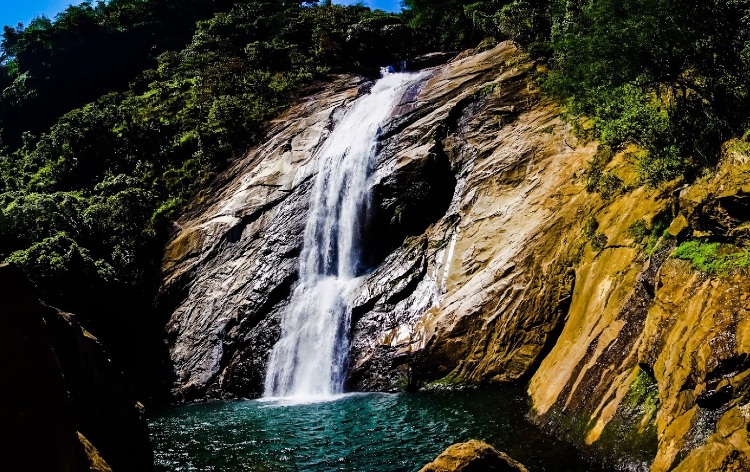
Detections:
406,0,750,186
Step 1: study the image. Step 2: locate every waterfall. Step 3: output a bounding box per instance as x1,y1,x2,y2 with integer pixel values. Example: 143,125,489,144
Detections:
263,70,422,399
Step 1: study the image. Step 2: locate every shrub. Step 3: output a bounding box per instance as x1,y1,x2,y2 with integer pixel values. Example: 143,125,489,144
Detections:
672,240,750,274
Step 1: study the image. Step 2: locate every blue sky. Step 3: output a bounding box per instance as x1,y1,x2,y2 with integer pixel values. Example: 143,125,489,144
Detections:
332,1,402,12
1,0,83,28
1,0,402,29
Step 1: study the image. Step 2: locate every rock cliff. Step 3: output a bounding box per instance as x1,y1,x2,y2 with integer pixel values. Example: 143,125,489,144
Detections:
0,264,153,472
161,42,750,470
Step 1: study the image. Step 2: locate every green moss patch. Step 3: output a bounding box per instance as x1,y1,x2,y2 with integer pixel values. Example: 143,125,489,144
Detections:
672,240,750,274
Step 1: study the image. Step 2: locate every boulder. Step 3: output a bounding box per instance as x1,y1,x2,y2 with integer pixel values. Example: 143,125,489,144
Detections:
419,440,529,472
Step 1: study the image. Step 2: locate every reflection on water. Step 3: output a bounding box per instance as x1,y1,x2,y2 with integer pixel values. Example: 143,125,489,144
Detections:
150,389,603,471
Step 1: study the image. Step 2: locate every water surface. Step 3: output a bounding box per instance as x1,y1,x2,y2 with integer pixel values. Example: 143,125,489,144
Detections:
150,389,602,471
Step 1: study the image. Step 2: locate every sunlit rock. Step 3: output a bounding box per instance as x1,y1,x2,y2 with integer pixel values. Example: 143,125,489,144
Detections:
419,440,529,472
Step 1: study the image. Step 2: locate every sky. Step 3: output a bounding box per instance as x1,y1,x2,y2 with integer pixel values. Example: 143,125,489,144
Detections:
0,0,402,29
1,0,84,28
332,1,402,12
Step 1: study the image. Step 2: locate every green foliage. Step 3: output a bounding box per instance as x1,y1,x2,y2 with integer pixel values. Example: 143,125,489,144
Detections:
402,0,551,50
596,172,624,200
582,147,628,201
672,240,750,273
403,0,473,48
496,0,550,47
545,0,750,185
625,212,673,256
626,213,672,258
644,214,671,256
401,0,496,49
627,220,649,243
6,231,116,303
0,0,244,149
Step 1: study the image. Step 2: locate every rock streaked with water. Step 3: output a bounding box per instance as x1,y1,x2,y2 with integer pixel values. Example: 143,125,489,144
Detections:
161,75,363,400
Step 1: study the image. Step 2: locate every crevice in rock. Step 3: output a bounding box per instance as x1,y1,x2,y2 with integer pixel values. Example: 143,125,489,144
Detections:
384,261,427,307
350,295,381,329
519,268,576,384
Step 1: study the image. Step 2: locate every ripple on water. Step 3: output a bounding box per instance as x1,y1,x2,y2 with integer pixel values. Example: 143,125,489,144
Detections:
150,389,604,472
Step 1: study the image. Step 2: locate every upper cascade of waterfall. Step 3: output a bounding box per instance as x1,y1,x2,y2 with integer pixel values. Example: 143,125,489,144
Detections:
263,69,425,400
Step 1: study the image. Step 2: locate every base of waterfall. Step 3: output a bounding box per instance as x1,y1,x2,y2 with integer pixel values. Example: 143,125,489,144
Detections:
149,388,609,471
258,392,365,406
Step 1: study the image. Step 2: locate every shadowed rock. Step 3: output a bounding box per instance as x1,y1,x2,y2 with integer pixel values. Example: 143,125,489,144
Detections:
0,263,153,471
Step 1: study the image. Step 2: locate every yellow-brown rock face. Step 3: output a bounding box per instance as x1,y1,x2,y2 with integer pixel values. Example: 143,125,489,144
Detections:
529,152,750,470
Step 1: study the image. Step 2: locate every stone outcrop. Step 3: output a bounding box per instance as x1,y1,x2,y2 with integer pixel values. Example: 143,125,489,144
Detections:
161,40,750,470
0,264,153,472
419,440,528,472
346,44,595,392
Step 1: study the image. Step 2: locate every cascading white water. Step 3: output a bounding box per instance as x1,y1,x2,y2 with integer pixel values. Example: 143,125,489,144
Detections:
263,70,422,399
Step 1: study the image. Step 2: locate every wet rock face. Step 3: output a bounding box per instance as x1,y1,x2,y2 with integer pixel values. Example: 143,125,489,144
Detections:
0,264,153,472
347,46,596,392
163,42,600,398
161,76,363,400
526,148,750,469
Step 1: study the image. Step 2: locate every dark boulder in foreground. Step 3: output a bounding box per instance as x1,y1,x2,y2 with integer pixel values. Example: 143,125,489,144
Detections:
0,263,152,471
419,440,529,472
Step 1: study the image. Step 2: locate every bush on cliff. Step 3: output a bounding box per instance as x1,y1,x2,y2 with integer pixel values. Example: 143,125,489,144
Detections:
543,0,750,185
